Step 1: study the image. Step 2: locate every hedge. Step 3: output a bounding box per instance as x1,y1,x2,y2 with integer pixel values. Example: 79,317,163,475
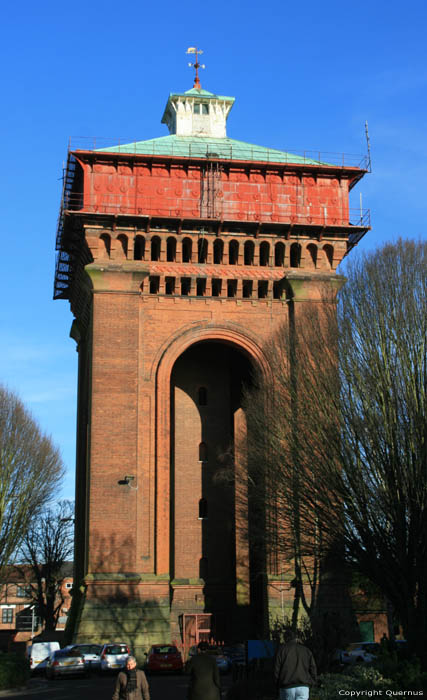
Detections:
0,653,30,690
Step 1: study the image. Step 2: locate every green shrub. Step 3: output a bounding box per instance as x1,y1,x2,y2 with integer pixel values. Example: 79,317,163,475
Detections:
0,653,30,690
316,666,393,698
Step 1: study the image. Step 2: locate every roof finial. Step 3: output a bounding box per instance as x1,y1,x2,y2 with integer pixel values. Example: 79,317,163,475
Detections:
186,47,205,89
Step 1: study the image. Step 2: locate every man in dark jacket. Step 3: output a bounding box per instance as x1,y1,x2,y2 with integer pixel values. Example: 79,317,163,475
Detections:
273,636,317,700
186,641,221,700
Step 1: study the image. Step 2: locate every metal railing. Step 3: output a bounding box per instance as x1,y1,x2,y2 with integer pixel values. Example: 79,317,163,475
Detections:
61,192,370,228
68,137,370,170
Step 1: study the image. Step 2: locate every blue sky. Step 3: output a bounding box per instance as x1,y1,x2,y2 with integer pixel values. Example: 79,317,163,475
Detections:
1,0,426,501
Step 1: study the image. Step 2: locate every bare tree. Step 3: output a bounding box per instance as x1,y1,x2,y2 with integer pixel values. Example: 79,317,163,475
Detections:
0,385,64,575
18,501,74,631
243,239,427,662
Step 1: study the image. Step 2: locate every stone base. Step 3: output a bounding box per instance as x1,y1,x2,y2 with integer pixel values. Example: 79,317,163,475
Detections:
71,575,171,663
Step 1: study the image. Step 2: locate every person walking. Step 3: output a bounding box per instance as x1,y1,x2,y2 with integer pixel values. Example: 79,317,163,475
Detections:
186,641,221,700
112,655,150,700
273,635,317,700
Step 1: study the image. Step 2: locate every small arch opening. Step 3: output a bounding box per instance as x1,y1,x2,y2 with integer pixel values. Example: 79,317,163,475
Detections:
117,234,128,259
259,242,270,266
275,242,285,267
100,234,111,258
324,244,334,268
134,235,145,260
307,244,317,268
229,240,239,265
198,238,208,263
167,237,176,262
181,278,191,295
182,238,192,263
213,239,223,264
244,240,254,266
151,236,161,261
290,243,301,268
242,280,252,298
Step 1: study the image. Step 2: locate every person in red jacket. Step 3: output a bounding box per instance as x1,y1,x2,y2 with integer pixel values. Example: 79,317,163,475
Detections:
273,635,317,700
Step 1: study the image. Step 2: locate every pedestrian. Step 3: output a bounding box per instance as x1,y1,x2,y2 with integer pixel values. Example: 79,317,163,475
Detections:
186,641,221,700
273,634,317,700
112,655,150,700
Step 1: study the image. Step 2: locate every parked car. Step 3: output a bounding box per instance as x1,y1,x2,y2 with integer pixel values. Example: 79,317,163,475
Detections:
188,645,231,674
336,641,379,664
27,641,60,672
46,648,86,679
145,644,183,674
100,643,130,672
66,644,102,670
223,644,246,666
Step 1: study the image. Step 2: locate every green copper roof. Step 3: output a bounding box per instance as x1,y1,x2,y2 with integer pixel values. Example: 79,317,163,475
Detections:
97,135,326,165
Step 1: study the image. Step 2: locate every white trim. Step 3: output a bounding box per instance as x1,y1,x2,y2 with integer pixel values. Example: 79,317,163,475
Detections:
1,604,16,609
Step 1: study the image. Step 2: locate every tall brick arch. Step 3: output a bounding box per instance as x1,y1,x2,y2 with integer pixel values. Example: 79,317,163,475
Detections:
153,324,269,575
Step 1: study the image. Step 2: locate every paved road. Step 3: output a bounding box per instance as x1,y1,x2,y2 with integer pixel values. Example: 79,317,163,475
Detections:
0,671,234,700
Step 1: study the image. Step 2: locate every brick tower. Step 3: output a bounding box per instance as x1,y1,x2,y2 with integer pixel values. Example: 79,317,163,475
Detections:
54,78,370,656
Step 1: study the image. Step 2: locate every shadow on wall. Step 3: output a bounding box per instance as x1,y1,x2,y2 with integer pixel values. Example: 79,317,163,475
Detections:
66,534,170,663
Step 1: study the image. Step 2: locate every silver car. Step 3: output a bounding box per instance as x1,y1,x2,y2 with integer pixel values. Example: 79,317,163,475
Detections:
46,648,86,679
68,644,102,670
100,643,130,672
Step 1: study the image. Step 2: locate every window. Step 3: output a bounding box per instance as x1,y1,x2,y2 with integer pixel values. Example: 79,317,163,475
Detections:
229,240,239,265
213,240,223,264
196,279,206,296
194,103,200,114
198,498,208,519
275,242,285,267
166,237,176,262
194,103,209,115
242,280,253,298
212,279,221,297
2,608,13,624
16,585,31,598
259,242,270,266
227,280,237,298
290,243,301,268
165,277,175,295
198,238,208,263
182,238,192,263
181,278,191,295
150,237,161,261
244,241,254,266
258,281,268,298
199,442,208,462
149,276,160,294
134,235,145,260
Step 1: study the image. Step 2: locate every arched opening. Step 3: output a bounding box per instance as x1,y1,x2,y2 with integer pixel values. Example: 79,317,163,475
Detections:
229,240,239,265
167,237,176,262
134,235,145,260
244,241,254,266
307,244,317,269
151,236,161,261
117,234,128,259
275,242,285,267
213,239,223,264
170,341,258,635
324,244,334,268
182,238,192,263
198,238,208,263
290,243,301,268
259,242,270,266
100,234,111,258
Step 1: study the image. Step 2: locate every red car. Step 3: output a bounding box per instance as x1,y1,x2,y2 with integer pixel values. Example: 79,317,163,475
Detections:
145,645,183,674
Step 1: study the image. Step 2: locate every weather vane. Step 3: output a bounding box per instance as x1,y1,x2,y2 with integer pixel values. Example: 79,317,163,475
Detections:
186,47,205,89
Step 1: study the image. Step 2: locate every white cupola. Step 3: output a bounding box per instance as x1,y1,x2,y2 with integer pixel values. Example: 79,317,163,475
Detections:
161,88,235,138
